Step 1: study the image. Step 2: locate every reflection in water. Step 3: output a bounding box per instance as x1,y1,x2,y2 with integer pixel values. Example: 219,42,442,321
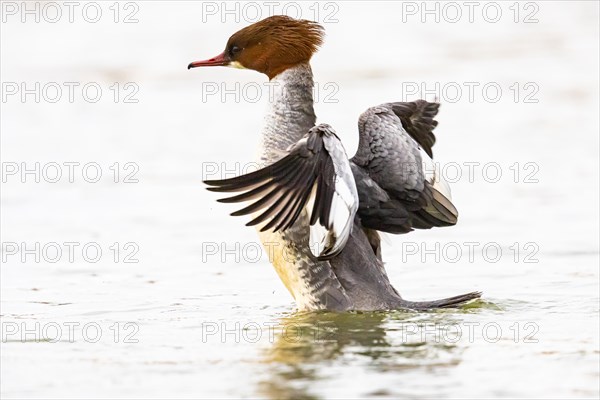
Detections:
257,310,471,399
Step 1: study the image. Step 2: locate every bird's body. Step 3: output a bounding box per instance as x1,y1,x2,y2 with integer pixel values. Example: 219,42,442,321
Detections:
190,16,481,311
255,64,354,310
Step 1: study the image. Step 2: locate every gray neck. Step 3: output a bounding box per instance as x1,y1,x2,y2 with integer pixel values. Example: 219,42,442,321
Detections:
258,63,316,163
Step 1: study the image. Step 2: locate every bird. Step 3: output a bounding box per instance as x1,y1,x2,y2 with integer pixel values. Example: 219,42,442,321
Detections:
188,15,481,311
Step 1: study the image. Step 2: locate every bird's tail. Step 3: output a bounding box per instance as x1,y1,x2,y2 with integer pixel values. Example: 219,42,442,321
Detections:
400,291,482,310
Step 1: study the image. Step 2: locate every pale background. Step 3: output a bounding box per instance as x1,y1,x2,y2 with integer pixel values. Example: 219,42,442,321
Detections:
1,1,599,398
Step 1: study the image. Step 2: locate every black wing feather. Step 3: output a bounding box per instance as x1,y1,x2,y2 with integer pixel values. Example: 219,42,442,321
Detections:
390,100,439,158
204,129,338,233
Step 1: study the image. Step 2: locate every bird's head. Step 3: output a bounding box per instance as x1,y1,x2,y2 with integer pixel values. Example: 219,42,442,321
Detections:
188,15,324,80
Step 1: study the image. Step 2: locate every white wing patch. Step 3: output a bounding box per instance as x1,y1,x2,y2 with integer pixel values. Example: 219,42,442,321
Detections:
307,128,359,259
415,141,458,223
418,146,453,201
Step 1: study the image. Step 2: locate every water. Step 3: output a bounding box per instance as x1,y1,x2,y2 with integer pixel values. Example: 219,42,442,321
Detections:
1,1,599,398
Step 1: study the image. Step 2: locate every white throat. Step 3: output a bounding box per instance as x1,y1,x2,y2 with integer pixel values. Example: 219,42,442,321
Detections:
257,63,316,163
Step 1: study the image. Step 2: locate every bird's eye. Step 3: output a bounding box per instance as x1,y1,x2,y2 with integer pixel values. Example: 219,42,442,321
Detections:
230,46,241,56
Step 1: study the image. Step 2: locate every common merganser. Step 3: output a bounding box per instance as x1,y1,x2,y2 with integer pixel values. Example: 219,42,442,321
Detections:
189,16,481,311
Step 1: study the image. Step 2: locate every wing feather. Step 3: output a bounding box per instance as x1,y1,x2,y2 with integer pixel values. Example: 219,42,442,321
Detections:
352,100,458,235
204,123,359,259
390,100,439,158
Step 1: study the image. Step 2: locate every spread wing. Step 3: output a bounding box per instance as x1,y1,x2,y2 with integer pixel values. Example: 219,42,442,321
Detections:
204,123,359,260
351,100,458,234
